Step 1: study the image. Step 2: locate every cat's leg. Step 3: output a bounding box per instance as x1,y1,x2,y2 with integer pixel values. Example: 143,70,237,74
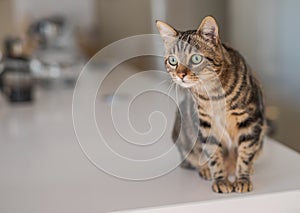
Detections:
172,109,196,170
198,162,212,180
180,159,196,170
179,150,196,170
177,141,213,179
199,123,233,192
177,146,213,180
179,141,204,171
175,144,196,170
204,136,233,193
234,125,264,193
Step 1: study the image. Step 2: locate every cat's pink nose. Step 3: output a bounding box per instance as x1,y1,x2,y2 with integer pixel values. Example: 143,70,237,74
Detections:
178,72,187,79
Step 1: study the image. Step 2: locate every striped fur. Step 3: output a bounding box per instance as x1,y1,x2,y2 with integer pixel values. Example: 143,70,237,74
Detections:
157,16,266,193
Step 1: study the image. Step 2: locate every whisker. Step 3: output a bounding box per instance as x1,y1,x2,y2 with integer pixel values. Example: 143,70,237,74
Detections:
166,81,173,96
192,103,198,117
175,83,178,103
167,81,175,110
175,83,180,104
157,78,173,103
154,79,170,89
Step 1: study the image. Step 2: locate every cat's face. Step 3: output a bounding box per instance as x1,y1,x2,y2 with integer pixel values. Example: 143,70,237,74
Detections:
156,16,224,88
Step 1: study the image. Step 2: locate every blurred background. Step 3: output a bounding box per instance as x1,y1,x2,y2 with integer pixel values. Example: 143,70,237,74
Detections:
0,0,299,152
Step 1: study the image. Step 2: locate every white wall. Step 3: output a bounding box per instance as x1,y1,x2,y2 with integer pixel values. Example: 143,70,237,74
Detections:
276,0,300,102
228,0,277,81
228,0,300,105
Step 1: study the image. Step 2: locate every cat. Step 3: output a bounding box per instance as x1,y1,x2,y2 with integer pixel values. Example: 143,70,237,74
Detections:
156,16,267,193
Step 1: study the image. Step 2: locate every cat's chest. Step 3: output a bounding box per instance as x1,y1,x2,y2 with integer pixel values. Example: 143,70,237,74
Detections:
197,100,240,147
198,99,227,125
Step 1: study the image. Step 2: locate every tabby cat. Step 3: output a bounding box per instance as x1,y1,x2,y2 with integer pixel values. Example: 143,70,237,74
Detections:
156,16,266,193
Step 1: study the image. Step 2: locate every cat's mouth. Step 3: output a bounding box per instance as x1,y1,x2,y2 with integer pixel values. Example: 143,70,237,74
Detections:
173,76,198,88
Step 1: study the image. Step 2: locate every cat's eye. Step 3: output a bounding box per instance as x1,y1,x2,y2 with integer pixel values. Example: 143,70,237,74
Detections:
168,56,178,66
190,54,203,65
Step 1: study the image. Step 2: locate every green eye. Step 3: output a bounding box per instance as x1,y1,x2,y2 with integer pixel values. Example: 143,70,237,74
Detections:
191,54,203,64
168,56,178,66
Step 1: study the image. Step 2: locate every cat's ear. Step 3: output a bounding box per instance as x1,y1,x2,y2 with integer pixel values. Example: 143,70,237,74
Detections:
197,16,219,44
156,20,178,44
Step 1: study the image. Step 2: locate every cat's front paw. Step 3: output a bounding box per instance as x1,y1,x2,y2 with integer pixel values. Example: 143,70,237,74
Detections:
198,167,212,180
212,179,233,193
233,178,253,193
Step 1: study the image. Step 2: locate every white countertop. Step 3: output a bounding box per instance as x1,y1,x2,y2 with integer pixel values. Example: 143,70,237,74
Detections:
0,66,300,212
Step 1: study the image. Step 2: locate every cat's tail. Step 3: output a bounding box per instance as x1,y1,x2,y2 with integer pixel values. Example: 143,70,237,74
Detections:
266,118,277,137
265,106,278,137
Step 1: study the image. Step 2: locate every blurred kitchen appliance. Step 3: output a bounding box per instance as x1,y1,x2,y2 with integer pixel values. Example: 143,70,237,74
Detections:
28,16,66,48
28,16,84,87
0,37,33,102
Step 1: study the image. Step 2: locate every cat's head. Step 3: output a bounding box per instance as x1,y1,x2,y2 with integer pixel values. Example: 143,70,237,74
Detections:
156,16,225,88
